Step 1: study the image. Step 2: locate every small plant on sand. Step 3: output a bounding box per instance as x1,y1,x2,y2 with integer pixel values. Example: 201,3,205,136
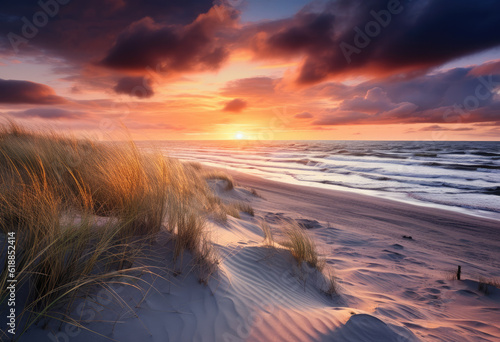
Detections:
194,233,219,285
249,188,262,198
213,201,255,220
203,171,235,191
276,219,338,297
260,221,274,247
478,277,499,295
323,270,338,297
445,268,461,281
171,204,207,266
280,220,323,271
223,203,241,219
212,206,229,222
229,201,254,217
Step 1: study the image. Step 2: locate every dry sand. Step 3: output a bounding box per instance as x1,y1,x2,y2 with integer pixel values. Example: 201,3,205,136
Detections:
22,170,500,342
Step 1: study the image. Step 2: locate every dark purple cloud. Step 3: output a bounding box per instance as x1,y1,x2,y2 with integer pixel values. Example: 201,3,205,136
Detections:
114,76,154,98
311,65,500,125
320,67,500,114
0,79,66,104
100,7,237,72
0,0,215,60
223,98,248,112
313,111,371,125
0,0,220,96
339,87,399,113
248,0,500,84
2,1,499,88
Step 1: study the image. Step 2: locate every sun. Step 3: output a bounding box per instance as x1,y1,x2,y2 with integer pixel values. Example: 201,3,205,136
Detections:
234,132,245,140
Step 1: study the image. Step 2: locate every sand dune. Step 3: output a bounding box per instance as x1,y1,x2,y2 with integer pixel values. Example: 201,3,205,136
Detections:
20,172,500,341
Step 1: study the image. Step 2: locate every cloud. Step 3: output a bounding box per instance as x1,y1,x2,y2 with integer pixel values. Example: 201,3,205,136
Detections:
247,0,500,84
125,122,185,130
0,0,215,61
473,121,500,127
312,86,419,125
114,76,154,98
468,59,500,77
0,0,224,97
419,125,474,132
0,79,66,104
221,77,277,97
340,87,398,113
223,98,248,112
100,6,237,73
313,111,371,125
310,65,500,125
13,108,86,119
294,112,313,119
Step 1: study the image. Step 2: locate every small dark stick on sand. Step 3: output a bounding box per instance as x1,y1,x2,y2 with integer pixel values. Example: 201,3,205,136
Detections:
457,265,461,280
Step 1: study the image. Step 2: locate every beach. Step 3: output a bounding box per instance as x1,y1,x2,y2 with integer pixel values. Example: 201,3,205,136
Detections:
18,166,500,342
229,168,500,262
230,168,500,340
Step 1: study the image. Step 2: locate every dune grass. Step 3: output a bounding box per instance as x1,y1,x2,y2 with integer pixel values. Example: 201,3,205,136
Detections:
478,277,499,295
0,123,226,338
280,220,323,270
203,171,235,191
249,188,260,197
227,201,254,217
260,221,274,247
262,219,336,296
323,271,338,297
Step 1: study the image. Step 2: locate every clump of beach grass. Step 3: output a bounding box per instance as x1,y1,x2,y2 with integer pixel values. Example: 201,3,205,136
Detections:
228,201,254,217
194,232,219,285
260,221,274,247
270,219,336,296
478,277,499,295
0,122,221,338
203,171,235,191
249,188,260,197
323,270,338,297
280,220,323,270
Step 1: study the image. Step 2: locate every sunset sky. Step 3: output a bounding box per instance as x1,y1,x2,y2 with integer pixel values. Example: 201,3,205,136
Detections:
0,0,499,140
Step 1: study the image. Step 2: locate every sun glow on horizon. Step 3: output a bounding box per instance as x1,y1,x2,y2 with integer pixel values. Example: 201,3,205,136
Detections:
234,132,245,140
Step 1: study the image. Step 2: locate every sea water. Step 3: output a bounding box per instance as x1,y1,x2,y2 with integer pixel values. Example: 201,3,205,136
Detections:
142,140,500,220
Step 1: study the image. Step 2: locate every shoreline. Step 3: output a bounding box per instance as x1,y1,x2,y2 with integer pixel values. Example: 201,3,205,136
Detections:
224,167,500,269
200,162,500,222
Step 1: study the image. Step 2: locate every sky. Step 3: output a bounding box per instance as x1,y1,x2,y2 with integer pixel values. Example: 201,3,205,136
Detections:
0,0,499,141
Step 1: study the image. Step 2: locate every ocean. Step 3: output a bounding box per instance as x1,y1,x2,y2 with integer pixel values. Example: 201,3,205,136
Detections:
141,140,500,220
